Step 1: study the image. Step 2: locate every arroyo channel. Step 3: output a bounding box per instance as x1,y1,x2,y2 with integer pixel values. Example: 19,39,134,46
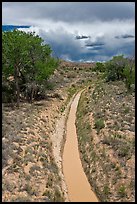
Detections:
63,90,99,202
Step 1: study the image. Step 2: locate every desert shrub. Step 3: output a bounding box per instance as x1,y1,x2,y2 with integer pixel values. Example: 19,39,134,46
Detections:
24,83,47,102
103,185,110,196
60,106,65,113
117,145,130,158
24,183,36,195
53,93,63,100
105,55,127,82
53,187,64,202
45,82,55,90
118,185,126,197
2,81,16,103
42,190,53,201
11,196,31,202
94,119,105,133
46,175,53,188
104,55,135,92
123,106,130,114
67,85,77,100
123,65,135,91
93,62,106,72
67,72,76,78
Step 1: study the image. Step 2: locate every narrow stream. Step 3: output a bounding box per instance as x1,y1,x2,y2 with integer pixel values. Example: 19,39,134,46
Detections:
63,90,99,202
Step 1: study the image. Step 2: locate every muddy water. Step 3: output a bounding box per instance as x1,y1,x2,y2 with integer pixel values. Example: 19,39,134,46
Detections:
63,90,99,202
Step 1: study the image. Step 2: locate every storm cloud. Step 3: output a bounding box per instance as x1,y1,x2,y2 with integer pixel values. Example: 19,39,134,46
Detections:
2,2,135,61
2,2,135,24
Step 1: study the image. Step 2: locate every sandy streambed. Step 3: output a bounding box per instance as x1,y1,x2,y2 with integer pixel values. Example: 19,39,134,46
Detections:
50,93,77,202
63,90,99,202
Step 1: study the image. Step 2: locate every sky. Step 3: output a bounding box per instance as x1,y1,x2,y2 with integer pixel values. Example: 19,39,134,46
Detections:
2,2,135,62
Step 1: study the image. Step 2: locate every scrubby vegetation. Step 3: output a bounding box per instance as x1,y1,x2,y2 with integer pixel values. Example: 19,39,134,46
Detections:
76,72,135,202
93,55,135,92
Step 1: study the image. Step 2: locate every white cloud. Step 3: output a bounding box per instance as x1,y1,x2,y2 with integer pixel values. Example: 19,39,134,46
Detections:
17,19,134,62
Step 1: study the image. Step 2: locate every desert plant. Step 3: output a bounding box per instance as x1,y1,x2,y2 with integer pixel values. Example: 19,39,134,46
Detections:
11,196,31,202
53,187,64,202
103,185,110,196
93,62,106,73
105,55,126,82
94,118,105,133
123,64,135,91
123,106,130,114
118,185,126,197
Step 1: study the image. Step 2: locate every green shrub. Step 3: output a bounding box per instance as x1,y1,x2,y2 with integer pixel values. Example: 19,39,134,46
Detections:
123,65,135,91
67,86,77,97
123,106,130,114
45,82,55,90
60,106,65,113
117,145,129,158
118,185,126,197
103,185,110,195
104,55,135,92
23,182,37,195
53,188,64,202
105,55,127,82
94,118,105,133
93,62,106,72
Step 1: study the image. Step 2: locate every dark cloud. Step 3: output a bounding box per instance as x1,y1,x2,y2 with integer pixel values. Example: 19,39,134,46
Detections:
2,2,135,25
2,2,135,62
76,35,89,40
115,34,135,39
85,43,105,47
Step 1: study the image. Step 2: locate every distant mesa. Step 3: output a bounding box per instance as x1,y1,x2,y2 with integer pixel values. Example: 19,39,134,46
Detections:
2,25,31,32
76,35,89,40
115,34,134,39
